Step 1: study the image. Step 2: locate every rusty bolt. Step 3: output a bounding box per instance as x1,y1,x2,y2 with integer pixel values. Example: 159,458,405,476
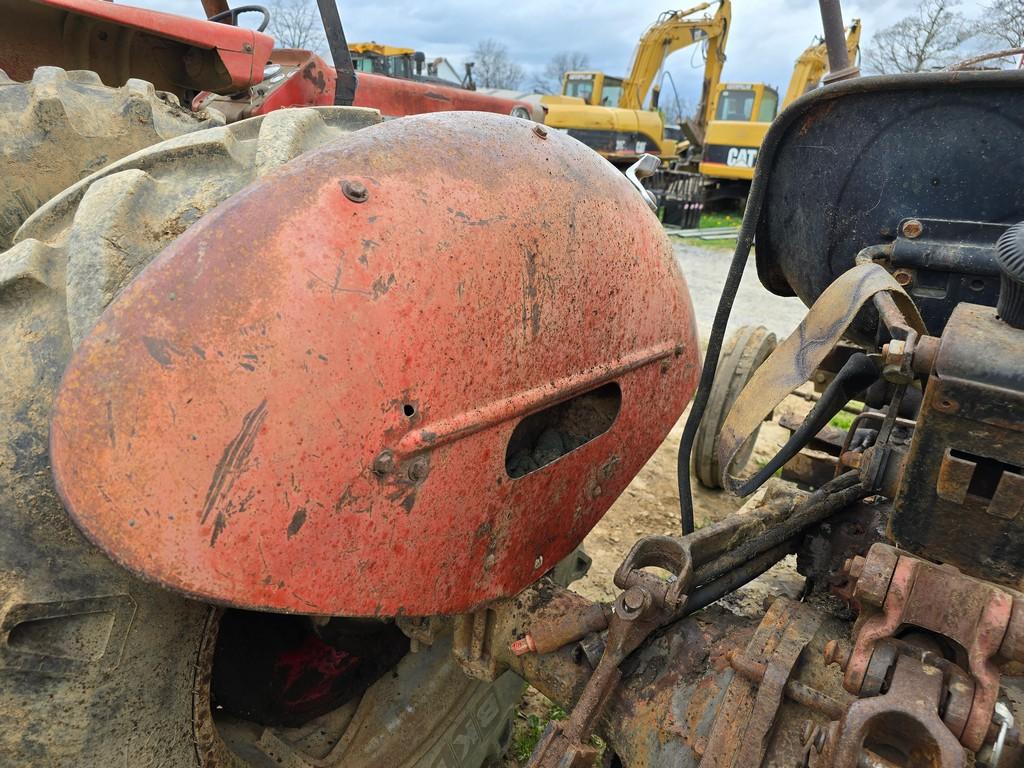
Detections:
408,457,429,482
933,396,960,414
623,587,645,611
341,179,369,203
893,269,913,287
533,124,548,139
372,450,394,476
883,339,906,366
618,586,651,618
510,634,537,656
902,219,923,239
823,639,851,671
852,547,899,608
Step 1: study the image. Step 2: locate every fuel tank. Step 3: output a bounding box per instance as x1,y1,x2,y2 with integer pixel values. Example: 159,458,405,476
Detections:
50,111,699,616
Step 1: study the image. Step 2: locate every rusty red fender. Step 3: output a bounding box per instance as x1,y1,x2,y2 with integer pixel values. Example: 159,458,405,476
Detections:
50,112,699,616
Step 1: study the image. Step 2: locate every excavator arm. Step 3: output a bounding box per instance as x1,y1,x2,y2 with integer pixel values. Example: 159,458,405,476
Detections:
781,18,860,107
619,0,730,134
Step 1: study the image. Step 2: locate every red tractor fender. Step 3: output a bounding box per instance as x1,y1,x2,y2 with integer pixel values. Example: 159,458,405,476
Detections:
0,0,273,96
50,112,699,617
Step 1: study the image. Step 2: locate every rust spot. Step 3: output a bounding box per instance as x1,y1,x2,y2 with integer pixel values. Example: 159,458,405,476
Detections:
141,336,180,367
371,273,396,298
301,60,327,93
200,399,268,545
287,508,307,538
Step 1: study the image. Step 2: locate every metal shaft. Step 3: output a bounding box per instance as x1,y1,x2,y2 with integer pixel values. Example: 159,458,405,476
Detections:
818,0,850,73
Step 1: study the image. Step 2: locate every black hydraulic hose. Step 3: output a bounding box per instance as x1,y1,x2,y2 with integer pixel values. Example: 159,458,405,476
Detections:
683,540,796,616
735,356,878,496
676,163,766,533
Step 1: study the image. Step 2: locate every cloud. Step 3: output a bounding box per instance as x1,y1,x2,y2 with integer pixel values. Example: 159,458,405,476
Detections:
127,0,984,109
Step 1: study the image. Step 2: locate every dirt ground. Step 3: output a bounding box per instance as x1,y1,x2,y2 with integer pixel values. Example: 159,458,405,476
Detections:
502,240,811,764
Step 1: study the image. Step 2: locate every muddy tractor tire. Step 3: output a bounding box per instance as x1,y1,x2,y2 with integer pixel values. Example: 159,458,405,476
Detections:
0,66,224,250
0,105,532,767
693,325,777,489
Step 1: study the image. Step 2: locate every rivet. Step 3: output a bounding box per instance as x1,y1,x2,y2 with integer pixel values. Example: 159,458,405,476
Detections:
372,450,394,476
342,179,369,203
533,124,548,139
534,555,544,569
408,457,429,482
902,219,923,239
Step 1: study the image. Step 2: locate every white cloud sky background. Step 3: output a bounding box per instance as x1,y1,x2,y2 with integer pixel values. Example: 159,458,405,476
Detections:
132,0,988,110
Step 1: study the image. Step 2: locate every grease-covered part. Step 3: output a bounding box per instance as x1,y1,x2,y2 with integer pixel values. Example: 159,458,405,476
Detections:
50,110,700,617
2,105,520,767
0,66,223,249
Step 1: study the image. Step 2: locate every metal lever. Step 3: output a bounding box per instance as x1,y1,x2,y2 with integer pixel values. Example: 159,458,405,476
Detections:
625,154,661,211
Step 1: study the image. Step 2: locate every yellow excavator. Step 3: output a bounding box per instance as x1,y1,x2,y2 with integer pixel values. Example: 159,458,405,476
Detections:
698,19,861,208
541,1,730,183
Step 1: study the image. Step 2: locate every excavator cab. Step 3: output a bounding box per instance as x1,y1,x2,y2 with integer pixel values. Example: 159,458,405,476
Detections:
349,42,427,79
713,83,779,123
561,71,624,107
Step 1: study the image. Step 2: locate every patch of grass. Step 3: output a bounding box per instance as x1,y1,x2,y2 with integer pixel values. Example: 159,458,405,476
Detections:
668,213,741,250
511,705,567,762
700,212,741,229
829,401,865,431
829,411,855,431
509,704,605,764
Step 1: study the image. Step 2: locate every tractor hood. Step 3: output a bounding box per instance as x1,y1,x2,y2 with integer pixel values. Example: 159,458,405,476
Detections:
49,111,699,617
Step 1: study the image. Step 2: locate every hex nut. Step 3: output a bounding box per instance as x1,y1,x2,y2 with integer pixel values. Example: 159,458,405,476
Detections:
853,547,899,608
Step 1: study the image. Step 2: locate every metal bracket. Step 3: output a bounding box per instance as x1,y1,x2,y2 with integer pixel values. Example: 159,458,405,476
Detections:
624,154,661,212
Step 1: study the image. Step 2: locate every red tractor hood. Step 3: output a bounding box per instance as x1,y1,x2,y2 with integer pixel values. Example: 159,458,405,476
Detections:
50,112,699,617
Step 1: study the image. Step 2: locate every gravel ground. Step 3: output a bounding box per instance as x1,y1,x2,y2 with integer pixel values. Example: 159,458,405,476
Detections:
672,241,807,342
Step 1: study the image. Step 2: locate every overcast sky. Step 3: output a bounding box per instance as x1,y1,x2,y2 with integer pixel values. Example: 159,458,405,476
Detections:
134,0,987,109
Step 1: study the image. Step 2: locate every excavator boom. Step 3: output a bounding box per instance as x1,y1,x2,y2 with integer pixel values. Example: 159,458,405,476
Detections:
781,18,860,106
619,0,730,134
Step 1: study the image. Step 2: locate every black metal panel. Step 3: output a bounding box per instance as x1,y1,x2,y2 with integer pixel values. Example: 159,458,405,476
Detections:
753,71,1024,338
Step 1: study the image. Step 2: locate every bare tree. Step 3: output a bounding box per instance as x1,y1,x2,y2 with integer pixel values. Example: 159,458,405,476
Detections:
267,0,326,53
532,51,591,93
471,39,525,89
980,0,1024,48
864,0,975,73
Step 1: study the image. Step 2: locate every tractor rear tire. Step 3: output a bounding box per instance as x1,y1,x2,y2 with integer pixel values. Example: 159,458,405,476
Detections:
693,325,777,489
0,66,224,250
0,105,527,768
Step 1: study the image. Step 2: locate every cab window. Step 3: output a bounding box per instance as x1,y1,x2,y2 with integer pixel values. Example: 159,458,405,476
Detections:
715,89,756,121
600,77,623,107
564,75,596,104
756,89,779,122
